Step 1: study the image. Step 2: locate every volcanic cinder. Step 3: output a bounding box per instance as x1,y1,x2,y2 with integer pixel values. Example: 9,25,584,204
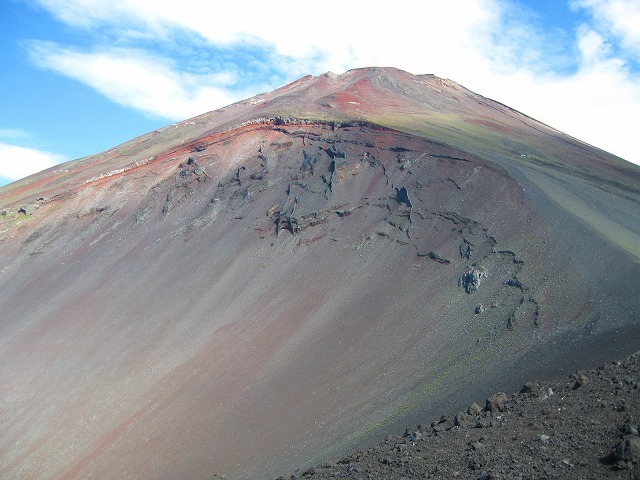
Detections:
1,67,639,479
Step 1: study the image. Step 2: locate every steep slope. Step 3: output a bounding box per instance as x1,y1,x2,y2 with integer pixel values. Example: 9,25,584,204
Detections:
0,67,639,479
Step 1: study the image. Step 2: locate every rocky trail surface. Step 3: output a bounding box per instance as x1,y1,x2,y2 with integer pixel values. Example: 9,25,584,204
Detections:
280,353,640,480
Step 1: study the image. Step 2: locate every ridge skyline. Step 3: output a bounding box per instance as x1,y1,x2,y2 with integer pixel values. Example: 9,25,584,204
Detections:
3,1,640,186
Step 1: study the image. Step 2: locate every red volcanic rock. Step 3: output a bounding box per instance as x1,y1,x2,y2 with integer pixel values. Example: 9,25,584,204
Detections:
0,67,639,479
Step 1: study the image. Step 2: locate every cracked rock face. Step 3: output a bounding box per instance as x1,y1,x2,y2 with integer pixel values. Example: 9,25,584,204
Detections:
0,67,639,480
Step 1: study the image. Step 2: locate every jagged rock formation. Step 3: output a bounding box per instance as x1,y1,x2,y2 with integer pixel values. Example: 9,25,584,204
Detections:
0,67,639,479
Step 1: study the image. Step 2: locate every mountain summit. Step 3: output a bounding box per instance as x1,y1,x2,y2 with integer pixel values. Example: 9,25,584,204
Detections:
1,67,639,479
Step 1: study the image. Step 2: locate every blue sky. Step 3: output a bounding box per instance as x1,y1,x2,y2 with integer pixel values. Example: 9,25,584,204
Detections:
1,0,639,187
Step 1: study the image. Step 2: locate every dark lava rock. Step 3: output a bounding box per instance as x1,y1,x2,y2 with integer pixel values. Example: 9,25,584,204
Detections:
520,382,541,394
17,205,37,215
485,392,508,412
572,373,589,389
474,415,492,429
455,412,470,427
614,436,640,463
468,402,482,416
460,267,488,294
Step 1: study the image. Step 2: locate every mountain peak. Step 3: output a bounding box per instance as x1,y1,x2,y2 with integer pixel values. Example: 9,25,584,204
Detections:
4,66,636,210
1,67,639,479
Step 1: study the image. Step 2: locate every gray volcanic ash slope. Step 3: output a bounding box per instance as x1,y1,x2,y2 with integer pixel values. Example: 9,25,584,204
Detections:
0,67,639,479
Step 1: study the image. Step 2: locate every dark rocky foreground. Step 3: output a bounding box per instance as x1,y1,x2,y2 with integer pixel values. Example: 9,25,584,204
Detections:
275,352,640,480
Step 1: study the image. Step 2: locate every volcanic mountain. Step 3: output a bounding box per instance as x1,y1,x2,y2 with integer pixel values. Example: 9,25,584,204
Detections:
1,67,639,479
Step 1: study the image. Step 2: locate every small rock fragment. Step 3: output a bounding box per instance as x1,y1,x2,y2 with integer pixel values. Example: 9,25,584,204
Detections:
573,373,589,389
459,266,488,294
614,436,640,463
520,382,541,394
455,412,470,427
468,402,482,416
486,392,508,412
539,387,553,400
621,421,639,436
475,416,492,428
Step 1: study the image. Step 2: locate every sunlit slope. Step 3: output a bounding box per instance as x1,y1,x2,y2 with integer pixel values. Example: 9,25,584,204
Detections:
0,67,638,479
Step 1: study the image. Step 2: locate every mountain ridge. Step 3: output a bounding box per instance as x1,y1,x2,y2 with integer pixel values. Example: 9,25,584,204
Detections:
0,67,638,479
4,67,638,205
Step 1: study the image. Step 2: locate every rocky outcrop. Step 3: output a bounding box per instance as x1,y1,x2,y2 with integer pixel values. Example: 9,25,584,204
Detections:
459,266,488,293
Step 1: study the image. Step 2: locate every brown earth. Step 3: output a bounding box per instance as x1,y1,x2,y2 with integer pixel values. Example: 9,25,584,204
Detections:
0,67,639,479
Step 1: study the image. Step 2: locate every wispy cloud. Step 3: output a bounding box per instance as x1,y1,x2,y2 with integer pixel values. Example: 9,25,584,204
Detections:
28,1,501,79
28,42,254,120
572,0,640,60
0,142,66,184
26,0,640,165
0,129,30,140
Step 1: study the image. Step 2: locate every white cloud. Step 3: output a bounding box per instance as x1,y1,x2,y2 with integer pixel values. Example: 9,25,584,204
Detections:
27,0,640,165
29,42,249,121
464,63,640,162
577,27,612,66
0,142,66,183
0,129,29,140
572,0,640,58
31,1,500,77
26,1,507,116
